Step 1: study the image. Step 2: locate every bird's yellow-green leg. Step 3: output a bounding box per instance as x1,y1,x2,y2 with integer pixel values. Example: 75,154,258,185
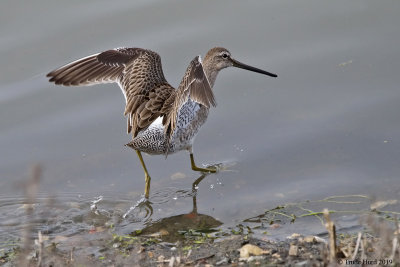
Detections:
189,153,217,173
136,150,151,198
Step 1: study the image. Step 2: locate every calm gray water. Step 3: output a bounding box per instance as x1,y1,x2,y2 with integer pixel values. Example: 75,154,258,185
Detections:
1,0,400,243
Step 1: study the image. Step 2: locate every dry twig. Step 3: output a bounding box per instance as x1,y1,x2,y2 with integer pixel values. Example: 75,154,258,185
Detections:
323,209,337,262
351,232,362,260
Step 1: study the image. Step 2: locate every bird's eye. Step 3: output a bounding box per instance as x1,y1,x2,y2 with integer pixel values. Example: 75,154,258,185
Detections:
222,53,229,59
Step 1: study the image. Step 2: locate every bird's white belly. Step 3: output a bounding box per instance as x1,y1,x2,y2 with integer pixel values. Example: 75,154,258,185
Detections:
128,100,209,155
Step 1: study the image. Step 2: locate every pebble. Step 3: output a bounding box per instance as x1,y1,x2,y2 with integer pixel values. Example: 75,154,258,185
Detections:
170,172,186,180
314,236,327,244
303,236,316,243
287,233,301,239
216,257,229,265
246,255,266,263
289,244,298,256
157,255,165,262
295,260,309,266
239,244,269,258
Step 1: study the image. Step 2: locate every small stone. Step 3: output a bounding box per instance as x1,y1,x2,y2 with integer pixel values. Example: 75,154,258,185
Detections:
288,244,298,256
303,236,316,243
159,229,169,236
216,257,229,265
239,244,270,258
272,253,281,260
247,255,266,262
95,226,105,233
370,199,397,210
270,223,281,229
295,260,309,266
54,235,68,243
157,255,165,262
287,233,301,239
69,202,80,208
170,172,186,180
26,251,37,260
168,256,175,267
20,203,35,211
314,236,327,244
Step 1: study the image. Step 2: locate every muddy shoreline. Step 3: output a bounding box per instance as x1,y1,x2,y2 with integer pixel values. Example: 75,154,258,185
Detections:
3,214,399,267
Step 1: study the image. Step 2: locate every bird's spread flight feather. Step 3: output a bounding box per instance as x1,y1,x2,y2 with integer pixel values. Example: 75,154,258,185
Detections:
47,48,176,137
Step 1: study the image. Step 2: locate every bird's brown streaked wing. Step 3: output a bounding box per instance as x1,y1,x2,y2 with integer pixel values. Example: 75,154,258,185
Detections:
119,50,174,137
163,56,216,145
47,48,146,86
47,48,175,137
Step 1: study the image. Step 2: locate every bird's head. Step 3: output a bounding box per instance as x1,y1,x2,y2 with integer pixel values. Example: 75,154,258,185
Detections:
203,47,277,77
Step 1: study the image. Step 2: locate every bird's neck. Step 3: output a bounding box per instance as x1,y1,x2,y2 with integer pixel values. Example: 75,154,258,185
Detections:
203,62,219,88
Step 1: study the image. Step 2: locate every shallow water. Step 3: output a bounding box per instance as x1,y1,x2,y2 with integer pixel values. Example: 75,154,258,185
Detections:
1,0,400,247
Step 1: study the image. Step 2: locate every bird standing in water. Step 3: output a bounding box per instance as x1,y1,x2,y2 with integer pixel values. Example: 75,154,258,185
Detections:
47,47,277,198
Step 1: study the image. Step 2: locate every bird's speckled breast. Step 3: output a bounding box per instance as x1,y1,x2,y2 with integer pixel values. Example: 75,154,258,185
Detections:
128,100,209,155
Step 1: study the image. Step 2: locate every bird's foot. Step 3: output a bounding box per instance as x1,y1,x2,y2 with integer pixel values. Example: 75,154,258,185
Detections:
189,153,220,173
192,165,218,173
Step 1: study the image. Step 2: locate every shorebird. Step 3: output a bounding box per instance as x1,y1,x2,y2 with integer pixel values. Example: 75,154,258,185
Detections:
47,47,277,198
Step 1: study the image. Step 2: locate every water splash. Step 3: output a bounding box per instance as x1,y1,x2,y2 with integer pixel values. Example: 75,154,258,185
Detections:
90,195,103,215
122,197,152,220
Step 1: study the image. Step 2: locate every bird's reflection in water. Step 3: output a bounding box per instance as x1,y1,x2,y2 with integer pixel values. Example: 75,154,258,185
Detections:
124,174,222,242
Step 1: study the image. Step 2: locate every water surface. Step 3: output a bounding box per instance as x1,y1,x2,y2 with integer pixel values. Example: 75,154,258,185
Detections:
1,0,400,246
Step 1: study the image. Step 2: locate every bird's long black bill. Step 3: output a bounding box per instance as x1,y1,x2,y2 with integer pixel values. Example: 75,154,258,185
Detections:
231,58,277,78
